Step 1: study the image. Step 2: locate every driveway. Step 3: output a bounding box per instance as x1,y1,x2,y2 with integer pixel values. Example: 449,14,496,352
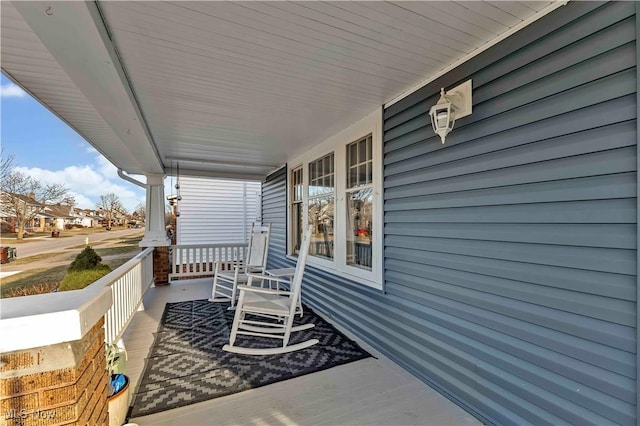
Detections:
0,228,144,260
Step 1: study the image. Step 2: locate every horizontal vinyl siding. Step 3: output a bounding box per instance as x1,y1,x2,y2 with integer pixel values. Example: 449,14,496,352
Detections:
262,168,288,268
382,2,637,425
265,2,637,425
177,177,261,244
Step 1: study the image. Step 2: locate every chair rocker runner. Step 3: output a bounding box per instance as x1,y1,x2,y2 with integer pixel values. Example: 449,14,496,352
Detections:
223,224,317,355
209,223,271,309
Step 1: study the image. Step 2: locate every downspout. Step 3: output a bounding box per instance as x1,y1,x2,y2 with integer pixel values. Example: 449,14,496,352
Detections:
117,169,146,188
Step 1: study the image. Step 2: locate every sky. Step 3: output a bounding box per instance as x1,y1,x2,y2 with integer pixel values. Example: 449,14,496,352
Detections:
1,73,148,212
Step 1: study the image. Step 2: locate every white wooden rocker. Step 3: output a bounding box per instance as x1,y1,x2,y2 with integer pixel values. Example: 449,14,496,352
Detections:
209,223,271,309
223,225,318,355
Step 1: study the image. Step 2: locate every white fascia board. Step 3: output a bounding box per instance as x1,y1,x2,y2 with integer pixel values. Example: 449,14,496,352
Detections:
11,1,164,175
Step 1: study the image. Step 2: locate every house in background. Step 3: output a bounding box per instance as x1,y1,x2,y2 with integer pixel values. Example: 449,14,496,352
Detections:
175,177,261,245
1,2,638,425
0,191,51,232
44,203,75,230
72,208,103,228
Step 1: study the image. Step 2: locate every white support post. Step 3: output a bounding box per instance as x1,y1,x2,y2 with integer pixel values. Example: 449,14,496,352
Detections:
139,173,170,247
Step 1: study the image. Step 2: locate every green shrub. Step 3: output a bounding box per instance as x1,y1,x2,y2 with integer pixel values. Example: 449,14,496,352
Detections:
68,246,102,271
59,264,111,291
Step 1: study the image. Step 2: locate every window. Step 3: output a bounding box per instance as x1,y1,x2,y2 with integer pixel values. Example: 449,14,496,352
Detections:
308,153,334,260
287,109,382,289
346,135,373,270
290,166,303,254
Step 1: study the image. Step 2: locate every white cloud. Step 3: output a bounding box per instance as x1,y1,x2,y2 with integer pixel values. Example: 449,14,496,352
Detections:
1,82,26,98
15,163,145,212
67,192,95,208
95,155,119,180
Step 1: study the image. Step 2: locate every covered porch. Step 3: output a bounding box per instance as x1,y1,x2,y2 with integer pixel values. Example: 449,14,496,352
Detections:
2,1,638,425
123,278,479,425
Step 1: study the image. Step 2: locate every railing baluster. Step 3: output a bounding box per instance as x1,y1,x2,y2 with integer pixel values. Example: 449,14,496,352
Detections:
166,243,246,280
102,247,154,345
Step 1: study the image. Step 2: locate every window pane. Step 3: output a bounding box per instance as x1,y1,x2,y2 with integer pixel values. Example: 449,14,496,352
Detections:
358,139,367,163
292,168,302,201
349,143,357,167
292,202,303,254
346,188,373,270
347,135,372,189
349,166,357,189
358,164,367,186
308,195,334,260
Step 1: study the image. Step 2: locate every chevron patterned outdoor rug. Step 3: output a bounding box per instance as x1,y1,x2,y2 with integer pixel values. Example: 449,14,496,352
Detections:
128,299,371,418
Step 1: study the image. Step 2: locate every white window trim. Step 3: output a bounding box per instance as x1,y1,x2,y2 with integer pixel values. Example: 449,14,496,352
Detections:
287,108,383,290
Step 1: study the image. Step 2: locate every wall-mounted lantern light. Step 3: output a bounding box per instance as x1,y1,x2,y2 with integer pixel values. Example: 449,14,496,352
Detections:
429,79,473,144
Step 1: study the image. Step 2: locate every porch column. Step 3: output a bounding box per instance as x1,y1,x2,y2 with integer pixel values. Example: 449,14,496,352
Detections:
139,174,171,286
139,173,170,248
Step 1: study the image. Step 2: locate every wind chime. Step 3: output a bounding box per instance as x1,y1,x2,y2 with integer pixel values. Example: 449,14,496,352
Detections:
175,162,181,218
166,162,182,243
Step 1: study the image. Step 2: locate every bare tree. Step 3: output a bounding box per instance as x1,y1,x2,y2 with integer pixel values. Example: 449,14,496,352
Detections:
0,148,15,182
133,201,146,223
96,193,124,229
0,170,72,239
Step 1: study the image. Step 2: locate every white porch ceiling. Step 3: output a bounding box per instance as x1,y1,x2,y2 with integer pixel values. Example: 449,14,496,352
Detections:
2,1,556,180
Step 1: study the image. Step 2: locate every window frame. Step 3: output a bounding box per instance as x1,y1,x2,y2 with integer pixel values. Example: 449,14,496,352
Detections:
289,165,304,255
286,109,383,290
308,152,335,261
345,134,374,272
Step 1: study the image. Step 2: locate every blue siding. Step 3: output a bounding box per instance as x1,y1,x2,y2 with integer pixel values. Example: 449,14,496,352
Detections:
263,2,637,424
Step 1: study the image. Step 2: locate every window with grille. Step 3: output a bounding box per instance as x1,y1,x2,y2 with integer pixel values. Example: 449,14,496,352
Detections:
286,110,382,289
345,135,373,270
308,153,334,260
290,166,303,254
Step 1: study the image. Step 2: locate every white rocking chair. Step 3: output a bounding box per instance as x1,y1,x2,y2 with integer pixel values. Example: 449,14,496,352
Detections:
209,223,271,309
223,225,318,355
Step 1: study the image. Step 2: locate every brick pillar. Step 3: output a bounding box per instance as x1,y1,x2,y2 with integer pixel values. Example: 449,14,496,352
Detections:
153,246,170,286
0,318,109,426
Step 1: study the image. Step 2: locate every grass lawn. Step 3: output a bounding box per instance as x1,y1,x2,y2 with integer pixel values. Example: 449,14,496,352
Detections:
96,246,143,257
0,236,143,298
0,256,135,298
8,252,74,266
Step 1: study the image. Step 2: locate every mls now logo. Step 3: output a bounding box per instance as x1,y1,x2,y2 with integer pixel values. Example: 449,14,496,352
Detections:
4,409,56,420
3,409,27,419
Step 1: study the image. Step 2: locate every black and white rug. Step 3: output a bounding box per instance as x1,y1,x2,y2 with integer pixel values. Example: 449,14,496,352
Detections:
129,299,371,418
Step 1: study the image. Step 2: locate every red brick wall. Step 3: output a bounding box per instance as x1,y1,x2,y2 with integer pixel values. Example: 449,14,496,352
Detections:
0,318,109,426
153,246,170,286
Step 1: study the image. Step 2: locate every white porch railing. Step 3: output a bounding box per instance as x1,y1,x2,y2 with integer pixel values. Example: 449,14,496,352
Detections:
169,243,246,281
103,247,155,344
0,247,155,353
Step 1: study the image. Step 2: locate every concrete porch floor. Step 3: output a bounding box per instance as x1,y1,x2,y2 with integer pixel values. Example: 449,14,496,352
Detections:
123,278,482,426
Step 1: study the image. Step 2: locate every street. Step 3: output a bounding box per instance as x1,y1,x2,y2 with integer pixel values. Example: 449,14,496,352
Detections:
0,228,144,260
